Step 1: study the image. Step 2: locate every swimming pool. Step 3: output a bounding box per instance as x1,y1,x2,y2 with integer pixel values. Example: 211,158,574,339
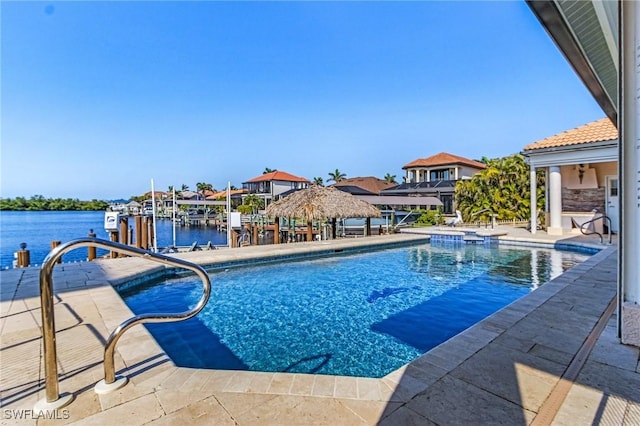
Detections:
119,243,592,378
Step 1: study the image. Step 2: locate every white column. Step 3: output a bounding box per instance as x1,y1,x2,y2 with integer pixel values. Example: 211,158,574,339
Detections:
530,165,537,234
620,0,640,347
547,166,563,235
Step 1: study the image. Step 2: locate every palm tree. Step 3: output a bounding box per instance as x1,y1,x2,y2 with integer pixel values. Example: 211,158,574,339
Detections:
313,177,324,186
455,154,543,222
383,173,397,184
263,167,277,174
180,184,189,192
243,194,265,214
327,169,346,183
195,182,214,201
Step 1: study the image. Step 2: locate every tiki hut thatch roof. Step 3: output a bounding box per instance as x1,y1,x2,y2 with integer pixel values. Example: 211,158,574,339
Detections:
265,185,381,221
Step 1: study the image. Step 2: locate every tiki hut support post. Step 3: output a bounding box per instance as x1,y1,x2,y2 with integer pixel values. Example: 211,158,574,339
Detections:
332,218,337,239
290,218,295,242
365,218,371,237
306,220,313,242
274,217,280,244
252,223,259,246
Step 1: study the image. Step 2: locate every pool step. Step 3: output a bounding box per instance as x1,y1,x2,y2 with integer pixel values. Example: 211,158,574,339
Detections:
463,235,485,243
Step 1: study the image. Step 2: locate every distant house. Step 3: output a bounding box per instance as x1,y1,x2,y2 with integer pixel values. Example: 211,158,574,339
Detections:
179,190,203,200
206,189,247,200
242,170,310,206
205,188,247,209
332,176,396,196
381,152,486,214
523,118,618,235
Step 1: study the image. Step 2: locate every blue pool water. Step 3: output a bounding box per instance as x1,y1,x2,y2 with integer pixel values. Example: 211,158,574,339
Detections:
120,243,591,378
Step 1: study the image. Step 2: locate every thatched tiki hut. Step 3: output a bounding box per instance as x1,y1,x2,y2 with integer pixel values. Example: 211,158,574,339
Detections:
265,185,382,242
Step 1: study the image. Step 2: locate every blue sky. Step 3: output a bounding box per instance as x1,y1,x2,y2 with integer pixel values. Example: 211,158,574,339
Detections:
1,1,604,200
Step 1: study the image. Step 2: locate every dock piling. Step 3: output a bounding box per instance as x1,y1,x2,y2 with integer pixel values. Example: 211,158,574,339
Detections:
109,232,119,258
50,241,62,264
88,230,96,261
119,216,129,246
15,243,30,268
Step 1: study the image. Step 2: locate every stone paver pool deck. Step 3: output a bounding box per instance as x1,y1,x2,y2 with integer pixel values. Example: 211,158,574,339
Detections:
1,230,638,425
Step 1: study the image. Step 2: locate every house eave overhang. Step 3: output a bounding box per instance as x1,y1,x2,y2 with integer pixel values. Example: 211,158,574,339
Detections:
523,140,618,167
526,0,618,123
401,162,485,171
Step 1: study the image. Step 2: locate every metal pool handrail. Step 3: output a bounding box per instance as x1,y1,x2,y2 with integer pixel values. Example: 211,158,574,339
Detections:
579,214,612,245
34,237,211,411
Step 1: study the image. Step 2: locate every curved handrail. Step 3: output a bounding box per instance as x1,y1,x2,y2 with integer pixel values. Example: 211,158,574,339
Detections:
470,208,493,217
579,214,612,244
36,237,211,409
469,209,496,228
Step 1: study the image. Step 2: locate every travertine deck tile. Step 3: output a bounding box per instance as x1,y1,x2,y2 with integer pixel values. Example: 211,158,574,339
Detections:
245,371,274,394
199,370,237,393
356,377,381,401
231,394,367,425
145,395,236,425
340,399,402,424
378,406,435,426
551,383,625,426
333,376,358,399
450,344,566,411
213,391,279,418
311,375,335,397
154,387,210,415
68,393,164,426
159,368,197,391
406,375,536,425
222,370,254,392
577,360,640,402
288,374,314,396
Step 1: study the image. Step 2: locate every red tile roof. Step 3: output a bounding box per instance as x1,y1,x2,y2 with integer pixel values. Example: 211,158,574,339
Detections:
523,118,618,151
206,189,247,199
403,152,486,170
244,170,309,183
332,176,396,194
142,190,168,198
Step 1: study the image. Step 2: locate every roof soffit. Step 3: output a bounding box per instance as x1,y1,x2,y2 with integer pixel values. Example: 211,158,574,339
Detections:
524,143,618,167
526,0,618,122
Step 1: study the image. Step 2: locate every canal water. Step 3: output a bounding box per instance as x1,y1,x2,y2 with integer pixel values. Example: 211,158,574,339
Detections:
0,211,227,269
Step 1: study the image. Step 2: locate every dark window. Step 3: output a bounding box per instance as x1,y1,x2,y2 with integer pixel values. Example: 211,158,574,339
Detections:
430,169,450,181
609,179,618,197
440,194,454,214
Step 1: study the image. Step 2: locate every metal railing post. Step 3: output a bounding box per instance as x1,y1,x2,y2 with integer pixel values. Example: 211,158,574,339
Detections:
34,237,211,408
579,214,613,245
34,245,75,410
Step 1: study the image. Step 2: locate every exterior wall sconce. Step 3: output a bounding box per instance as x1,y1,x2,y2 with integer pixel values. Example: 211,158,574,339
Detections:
578,164,585,184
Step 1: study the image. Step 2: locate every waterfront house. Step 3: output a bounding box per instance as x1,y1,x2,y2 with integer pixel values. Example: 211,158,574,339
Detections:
179,190,203,200
206,188,246,209
332,176,396,196
380,152,486,214
523,118,618,235
206,188,247,200
242,170,310,207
